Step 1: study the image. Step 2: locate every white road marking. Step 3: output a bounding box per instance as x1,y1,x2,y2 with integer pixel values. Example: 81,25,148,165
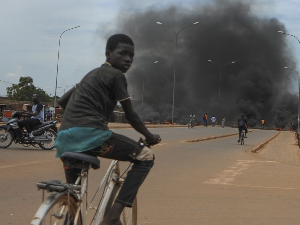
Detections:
203,160,278,185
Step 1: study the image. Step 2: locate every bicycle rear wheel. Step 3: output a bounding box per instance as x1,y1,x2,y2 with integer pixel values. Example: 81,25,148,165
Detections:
31,192,81,225
104,182,137,225
241,132,244,145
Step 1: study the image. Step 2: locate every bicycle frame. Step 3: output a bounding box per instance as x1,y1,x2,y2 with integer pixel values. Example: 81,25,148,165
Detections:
72,160,121,225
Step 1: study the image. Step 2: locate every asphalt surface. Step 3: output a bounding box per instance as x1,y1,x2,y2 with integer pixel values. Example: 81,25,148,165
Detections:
1,124,299,224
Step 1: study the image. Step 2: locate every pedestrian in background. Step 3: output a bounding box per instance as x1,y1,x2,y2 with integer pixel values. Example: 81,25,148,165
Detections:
211,116,216,127
203,115,207,127
261,119,265,130
205,113,208,127
222,117,225,128
47,110,52,121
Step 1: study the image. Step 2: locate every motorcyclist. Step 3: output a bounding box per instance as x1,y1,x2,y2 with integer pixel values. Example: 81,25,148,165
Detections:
18,94,44,141
237,114,248,143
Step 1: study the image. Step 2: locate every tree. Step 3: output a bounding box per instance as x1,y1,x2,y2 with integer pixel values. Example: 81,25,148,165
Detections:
6,76,51,102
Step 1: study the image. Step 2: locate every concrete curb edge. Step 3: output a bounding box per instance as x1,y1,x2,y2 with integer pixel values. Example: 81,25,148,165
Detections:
186,132,239,142
250,132,281,153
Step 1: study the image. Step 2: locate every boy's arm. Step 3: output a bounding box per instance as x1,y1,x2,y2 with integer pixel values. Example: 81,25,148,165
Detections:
58,86,76,110
120,99,158,143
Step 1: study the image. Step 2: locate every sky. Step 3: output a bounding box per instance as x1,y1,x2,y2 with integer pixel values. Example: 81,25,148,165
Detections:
1,0,300,99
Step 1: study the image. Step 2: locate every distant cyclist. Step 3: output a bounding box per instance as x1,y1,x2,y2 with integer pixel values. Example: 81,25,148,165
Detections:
237,115,248,143
189,113,195,127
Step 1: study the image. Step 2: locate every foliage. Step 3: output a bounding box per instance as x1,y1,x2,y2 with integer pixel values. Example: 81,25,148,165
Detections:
6,76,52,102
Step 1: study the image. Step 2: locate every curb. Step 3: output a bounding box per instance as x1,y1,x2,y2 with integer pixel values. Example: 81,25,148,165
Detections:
186,132,239,142
250,132,281,153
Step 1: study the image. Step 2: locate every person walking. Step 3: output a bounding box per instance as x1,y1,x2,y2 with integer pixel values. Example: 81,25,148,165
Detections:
47,110,52,121
261,119,265,130
205,113,208,127
211,115,216,127
203,115,207,127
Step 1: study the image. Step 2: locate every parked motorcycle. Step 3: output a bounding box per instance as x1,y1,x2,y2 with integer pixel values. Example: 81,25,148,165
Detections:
0,111,58,150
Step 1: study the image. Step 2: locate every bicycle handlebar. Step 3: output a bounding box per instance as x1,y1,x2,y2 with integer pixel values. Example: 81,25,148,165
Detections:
140,135,161,148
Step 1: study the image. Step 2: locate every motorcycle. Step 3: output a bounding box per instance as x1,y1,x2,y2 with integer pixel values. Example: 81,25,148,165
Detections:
0,111,58,150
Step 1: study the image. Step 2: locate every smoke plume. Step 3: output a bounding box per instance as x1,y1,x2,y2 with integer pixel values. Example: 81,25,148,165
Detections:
101,0,298,128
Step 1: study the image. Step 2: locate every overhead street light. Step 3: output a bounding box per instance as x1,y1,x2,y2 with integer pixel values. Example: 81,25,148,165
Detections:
207,60,235,101
156,21,199,124
142,60,158,105
279,31,300,138
53,26,80,120
284,66,300,134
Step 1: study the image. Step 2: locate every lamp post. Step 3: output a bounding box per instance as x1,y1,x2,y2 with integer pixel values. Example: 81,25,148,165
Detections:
284,67,300,134
142,61,158,105
279,31,300,136
53,26,80,120
156,21,199,124
207,60,235,101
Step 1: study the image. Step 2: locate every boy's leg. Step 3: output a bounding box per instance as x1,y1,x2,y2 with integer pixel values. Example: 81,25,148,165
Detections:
90,132,154,224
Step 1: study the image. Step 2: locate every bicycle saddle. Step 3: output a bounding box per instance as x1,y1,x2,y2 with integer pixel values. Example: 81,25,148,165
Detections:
60,152,100,170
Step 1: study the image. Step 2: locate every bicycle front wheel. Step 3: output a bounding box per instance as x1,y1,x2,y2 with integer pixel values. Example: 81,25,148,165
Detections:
31,192,81,225
104,182,137,225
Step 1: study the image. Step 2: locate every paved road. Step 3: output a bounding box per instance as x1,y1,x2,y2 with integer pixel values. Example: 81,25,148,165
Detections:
1,127,299,224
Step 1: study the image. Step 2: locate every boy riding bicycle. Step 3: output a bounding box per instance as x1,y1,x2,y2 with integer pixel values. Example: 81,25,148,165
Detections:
55,34,160,225
237,115,248,143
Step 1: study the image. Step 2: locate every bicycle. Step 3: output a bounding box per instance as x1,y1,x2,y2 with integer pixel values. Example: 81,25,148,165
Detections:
188,120,195,129
31,151,139,224
240,130,245,145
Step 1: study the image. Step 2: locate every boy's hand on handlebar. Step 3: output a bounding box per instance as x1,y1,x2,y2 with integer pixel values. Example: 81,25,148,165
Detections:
145,134,161,146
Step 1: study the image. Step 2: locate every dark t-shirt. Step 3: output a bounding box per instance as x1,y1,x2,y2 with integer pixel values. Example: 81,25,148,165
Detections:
238,118,247,128
60,64,130,131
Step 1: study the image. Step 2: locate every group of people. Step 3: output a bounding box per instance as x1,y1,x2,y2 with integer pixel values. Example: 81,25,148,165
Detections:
189,113,227,128
201,114,226,128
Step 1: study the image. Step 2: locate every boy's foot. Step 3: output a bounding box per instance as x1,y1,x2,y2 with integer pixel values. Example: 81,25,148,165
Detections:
244,136,247,138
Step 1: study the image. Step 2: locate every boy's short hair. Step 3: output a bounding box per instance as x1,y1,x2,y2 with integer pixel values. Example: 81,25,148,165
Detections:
106,34,134,51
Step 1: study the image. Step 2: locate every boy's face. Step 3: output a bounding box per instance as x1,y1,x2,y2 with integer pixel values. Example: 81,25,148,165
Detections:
106,43,134,73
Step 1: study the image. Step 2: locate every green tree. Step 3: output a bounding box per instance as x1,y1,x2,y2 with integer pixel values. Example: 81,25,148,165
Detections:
6,76,51,102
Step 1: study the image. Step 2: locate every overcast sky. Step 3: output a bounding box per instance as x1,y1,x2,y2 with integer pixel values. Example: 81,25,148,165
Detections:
1,0,300,98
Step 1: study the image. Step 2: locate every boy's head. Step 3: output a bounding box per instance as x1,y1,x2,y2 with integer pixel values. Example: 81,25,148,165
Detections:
105,34,135,73
106,34,134,51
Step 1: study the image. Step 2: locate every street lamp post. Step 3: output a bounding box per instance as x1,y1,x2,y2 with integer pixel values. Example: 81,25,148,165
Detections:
156,21,199,124
142,61,158,105
208,60,235,101
284,67,300,134
53,26,80,120
279,31,300,136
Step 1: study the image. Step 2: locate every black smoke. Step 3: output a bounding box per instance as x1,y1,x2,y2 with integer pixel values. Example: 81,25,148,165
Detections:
100,0,298,128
